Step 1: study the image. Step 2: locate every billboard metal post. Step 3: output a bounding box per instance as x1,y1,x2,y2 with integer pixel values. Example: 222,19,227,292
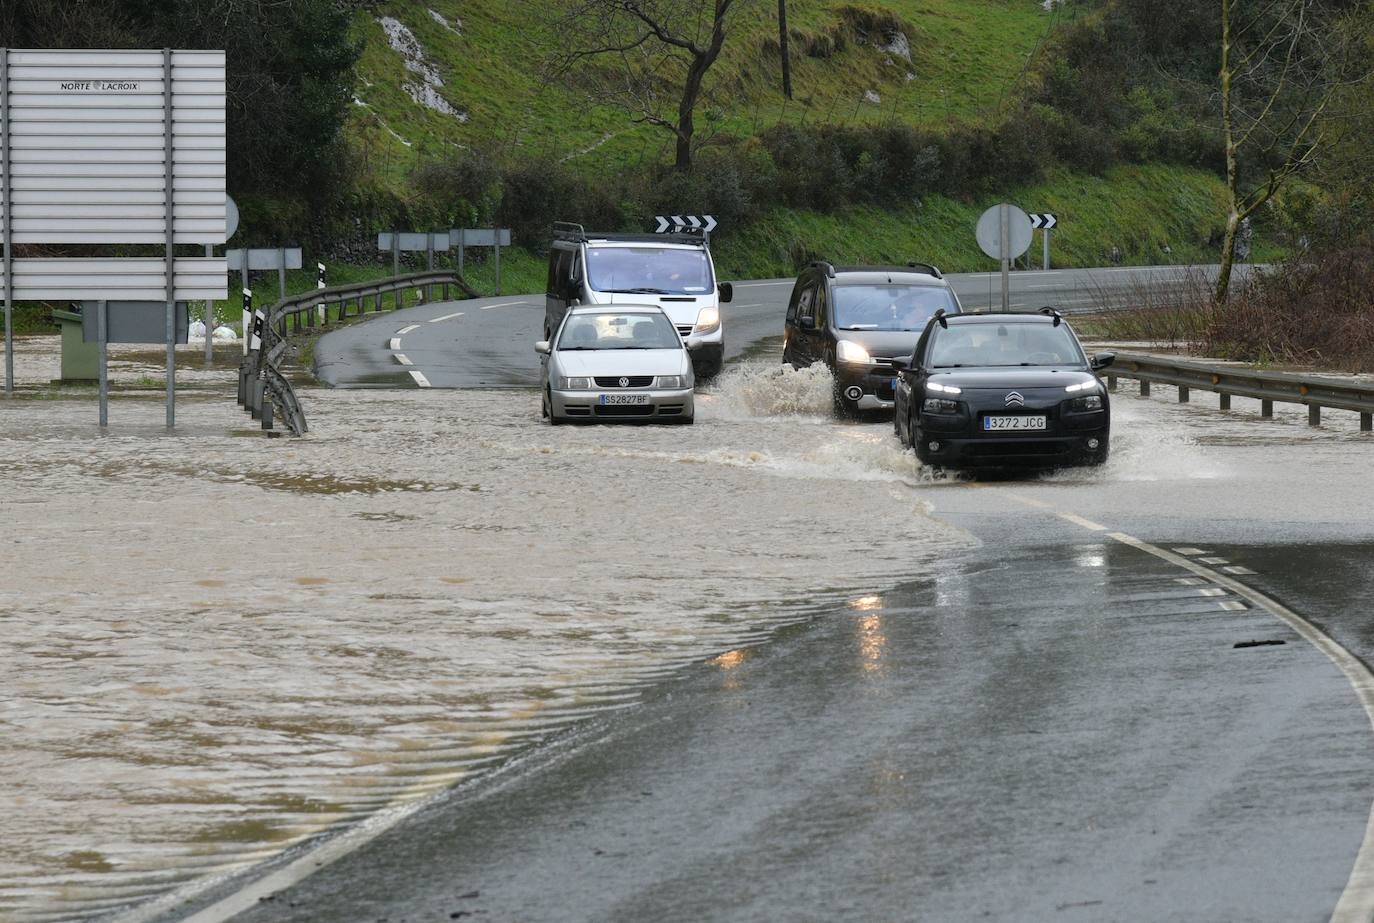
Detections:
162,48,175,427
278,248,287,302
241,266,250,355
97,300,108,427
1,47,11,396
204,245,214,364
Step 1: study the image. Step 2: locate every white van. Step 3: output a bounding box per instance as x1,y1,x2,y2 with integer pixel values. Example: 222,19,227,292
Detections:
545,222,732,378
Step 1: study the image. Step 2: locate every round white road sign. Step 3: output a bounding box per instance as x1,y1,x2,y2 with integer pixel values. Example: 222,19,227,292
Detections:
226,195,240,240
976,203,1033,261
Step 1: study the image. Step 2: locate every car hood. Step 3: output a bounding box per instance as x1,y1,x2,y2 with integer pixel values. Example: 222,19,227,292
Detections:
831,329,926,361
554,349,689,377
929,367,1096,391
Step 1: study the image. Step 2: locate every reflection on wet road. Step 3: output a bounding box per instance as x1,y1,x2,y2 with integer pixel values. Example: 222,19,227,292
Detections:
223,536,1374,923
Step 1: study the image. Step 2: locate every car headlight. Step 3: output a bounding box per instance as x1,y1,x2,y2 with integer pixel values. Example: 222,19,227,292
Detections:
1069,394,1104,412
835,339,870,364
557,376,592,390
923,398,960,414
928,381,962,395
656,375,685,389
693,306,721,335
1065,381,1098,393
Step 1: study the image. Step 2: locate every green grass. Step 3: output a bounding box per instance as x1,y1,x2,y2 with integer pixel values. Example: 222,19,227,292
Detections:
350,0,1062,189
712,164,1251,279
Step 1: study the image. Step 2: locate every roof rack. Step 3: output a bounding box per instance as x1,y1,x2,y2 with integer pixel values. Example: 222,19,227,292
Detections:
551,222,708,247
831,264,943,280
808,259,836,278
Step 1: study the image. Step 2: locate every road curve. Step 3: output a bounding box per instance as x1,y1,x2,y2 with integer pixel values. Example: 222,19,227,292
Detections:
313,264,1250,390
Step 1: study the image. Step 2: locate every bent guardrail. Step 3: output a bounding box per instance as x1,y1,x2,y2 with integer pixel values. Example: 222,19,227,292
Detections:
1106,351,1374,431
236,270,479,435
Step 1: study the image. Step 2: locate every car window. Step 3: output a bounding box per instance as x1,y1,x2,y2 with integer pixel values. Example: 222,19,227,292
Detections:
833,285,959,332
585,246,713,295
557,313,682,350
547,249,566,296
928,323,1084,368
786,277,806,322
797,287,815,320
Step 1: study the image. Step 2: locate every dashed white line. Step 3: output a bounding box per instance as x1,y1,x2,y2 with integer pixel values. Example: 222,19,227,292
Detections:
396,324,420,335
394,354,412,366
480,301,525,311
387,337,402,350
1056,512,1107,531
409,370,431,388
429,312,465,323
1224,565,1258,575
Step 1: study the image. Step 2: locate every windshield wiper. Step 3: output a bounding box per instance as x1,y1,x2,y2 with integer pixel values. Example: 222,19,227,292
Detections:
604,287,673,295
844,324,879,330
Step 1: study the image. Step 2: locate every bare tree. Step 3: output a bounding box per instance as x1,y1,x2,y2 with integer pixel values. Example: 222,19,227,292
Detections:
546,0,746,172
1213,0,1360,302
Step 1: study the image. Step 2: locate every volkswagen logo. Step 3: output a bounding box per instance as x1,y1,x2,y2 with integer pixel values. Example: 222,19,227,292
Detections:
1004,392,1025,407
618,376,630,388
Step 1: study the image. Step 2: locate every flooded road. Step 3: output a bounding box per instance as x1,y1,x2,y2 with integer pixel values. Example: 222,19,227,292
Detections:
5,328,1374,921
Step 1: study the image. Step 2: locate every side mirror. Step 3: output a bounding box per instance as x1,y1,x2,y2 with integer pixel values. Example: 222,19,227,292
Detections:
889,357,909,373
535,340,551,355
718,281,734,303
1090,351,1116,371
798,314,815,330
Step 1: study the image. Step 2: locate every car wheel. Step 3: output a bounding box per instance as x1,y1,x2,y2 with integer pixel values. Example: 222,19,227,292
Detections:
546,388,562,426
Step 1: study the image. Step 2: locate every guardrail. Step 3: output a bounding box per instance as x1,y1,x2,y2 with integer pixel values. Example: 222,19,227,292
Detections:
268,270,478,339
235,270,479,436
1106,351,1374,431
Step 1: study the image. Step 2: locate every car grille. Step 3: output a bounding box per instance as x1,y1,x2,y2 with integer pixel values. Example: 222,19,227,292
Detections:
594,376,654,388
594,404,657,417
675,324,694,337
964,441,1068,458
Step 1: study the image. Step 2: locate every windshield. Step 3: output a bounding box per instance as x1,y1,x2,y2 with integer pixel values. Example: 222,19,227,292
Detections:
928,322,1085,368
557,313,682,350
586,246,714,295
834,284,958,331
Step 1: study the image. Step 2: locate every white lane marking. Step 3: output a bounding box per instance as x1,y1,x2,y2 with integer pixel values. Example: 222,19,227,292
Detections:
409,370,431,388
396,324,420,335
1224,565,1258,575
1198,588,1226,597
1199,556,1229,565
479,301,525,311
388,337,402,351
735,303,766,308
1176,577,1206,586
1173,547,1208,556
1104,531,1374,922
429,312,465,323
1056,512,1107,531
733,280,792,288
115,797,444,923
1219,600,1249,611
394,354,412,366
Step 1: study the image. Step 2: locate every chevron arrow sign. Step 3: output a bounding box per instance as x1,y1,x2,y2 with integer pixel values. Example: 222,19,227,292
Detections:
1029,213,1058,230
655,215,717,233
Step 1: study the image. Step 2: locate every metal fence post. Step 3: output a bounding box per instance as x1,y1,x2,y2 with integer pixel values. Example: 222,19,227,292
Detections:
162,47,176,428
204,244,214,364
1,47,12,396
494,227,502,296
98,300,108,426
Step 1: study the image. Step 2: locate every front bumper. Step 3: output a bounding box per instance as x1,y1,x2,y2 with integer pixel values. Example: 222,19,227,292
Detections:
916,410,1109,468
834,362,899,410
551,387,695,421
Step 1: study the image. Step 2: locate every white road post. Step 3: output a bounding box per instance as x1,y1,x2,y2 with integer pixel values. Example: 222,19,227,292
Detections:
316,262,326,325
204,244,215,363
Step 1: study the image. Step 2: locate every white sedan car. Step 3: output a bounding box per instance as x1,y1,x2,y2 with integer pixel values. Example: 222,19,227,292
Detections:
536,305,697,424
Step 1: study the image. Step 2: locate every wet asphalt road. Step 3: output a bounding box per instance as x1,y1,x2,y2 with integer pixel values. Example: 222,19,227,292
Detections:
221,519,1374,923
184,261,1374,923
313,265,1241,390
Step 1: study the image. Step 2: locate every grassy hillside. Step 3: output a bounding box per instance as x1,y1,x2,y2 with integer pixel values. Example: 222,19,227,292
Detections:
349,0,1069,186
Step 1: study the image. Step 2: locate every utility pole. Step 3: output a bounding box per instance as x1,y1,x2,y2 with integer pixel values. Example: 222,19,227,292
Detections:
778,0,792,99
